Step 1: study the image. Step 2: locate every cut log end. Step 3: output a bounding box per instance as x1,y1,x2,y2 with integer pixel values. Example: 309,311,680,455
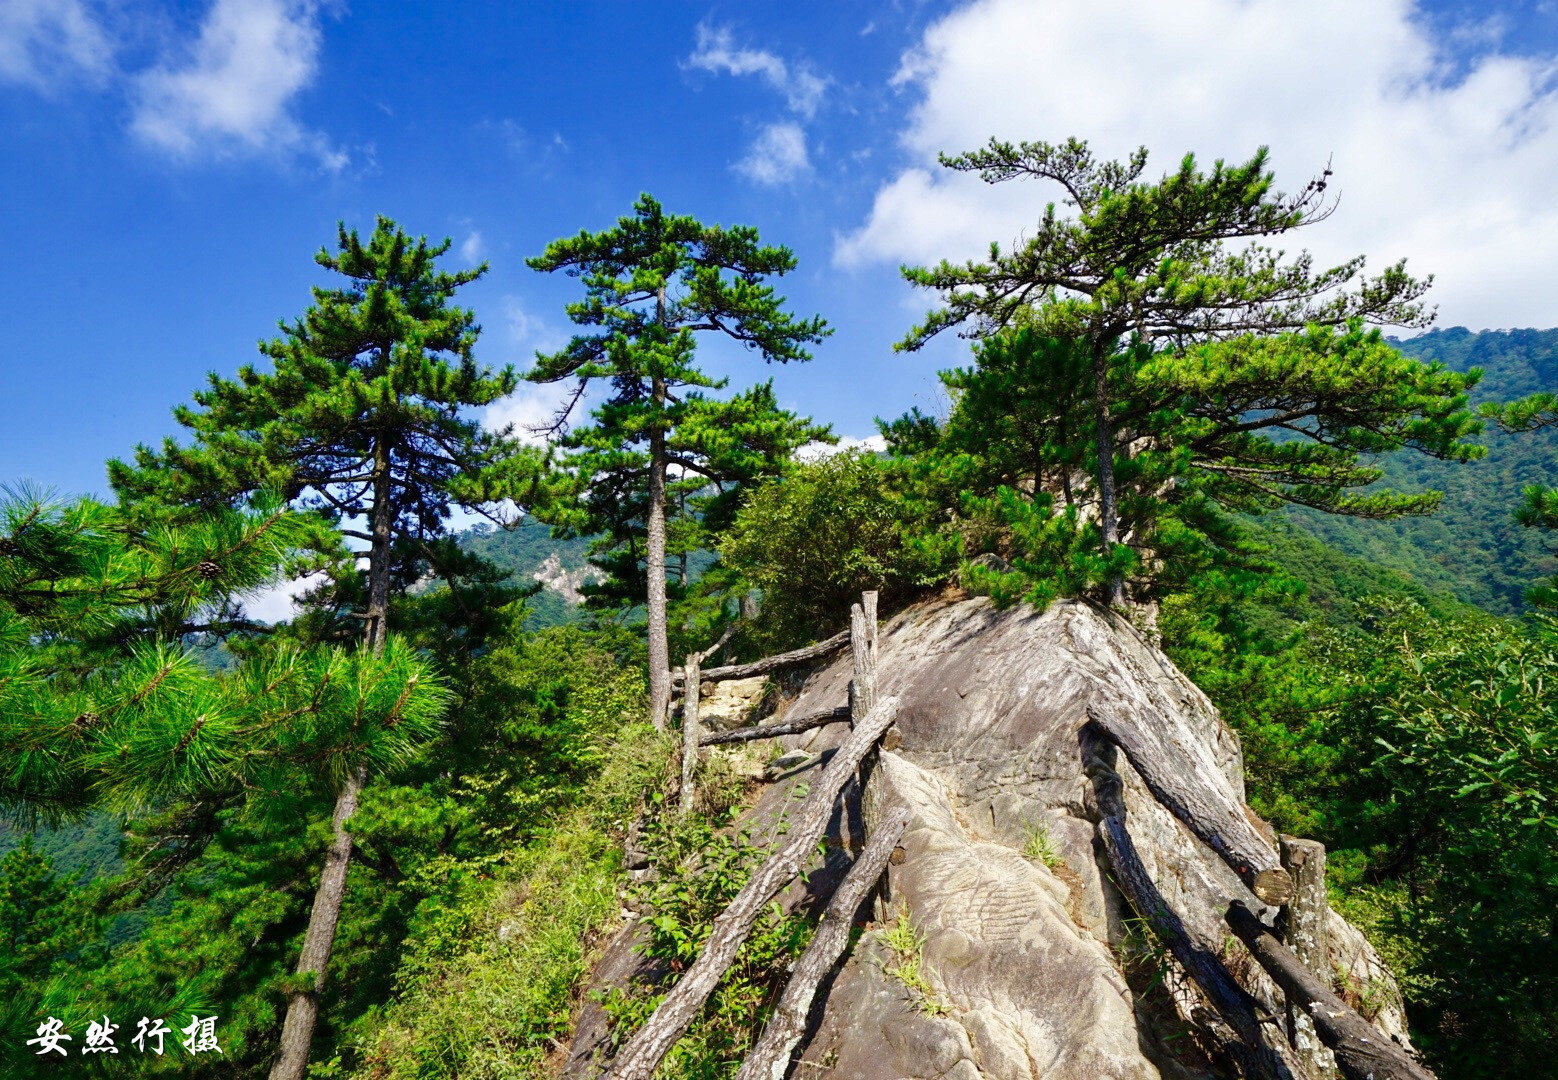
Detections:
1252,867,1294,907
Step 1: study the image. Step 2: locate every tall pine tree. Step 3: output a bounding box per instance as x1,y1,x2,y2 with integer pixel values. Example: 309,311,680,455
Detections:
526,195,830,728
109,217,516,1080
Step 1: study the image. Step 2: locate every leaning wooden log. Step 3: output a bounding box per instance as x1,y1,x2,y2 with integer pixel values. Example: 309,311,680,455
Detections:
698,706,852,747
606,697,901,1080
1090,757,1298,1080
680,655,701,815
1226,901,1437,1080
1087,704,1292,904
670,630,850,687
735,806,910,1080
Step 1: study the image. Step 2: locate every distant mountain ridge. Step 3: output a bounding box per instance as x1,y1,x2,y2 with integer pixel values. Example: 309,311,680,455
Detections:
460,517,603,629
1283,326,1558,616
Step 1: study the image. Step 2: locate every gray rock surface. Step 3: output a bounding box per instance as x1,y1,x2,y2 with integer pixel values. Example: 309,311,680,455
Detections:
569,597,1413,1079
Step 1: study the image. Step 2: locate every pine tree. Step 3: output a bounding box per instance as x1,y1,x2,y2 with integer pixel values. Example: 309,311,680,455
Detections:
0,485,447,1074
526,194,830,728
106,216,506,1080
899,138,1442,606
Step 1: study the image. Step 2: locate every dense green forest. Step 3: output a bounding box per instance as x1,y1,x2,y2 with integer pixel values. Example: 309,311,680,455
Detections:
1,141,1554,1080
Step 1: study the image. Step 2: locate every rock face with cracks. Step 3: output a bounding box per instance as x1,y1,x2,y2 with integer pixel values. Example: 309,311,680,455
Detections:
569,597,1412,1079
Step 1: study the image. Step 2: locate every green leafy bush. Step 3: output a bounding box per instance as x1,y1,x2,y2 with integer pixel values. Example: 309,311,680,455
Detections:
720,450,950,651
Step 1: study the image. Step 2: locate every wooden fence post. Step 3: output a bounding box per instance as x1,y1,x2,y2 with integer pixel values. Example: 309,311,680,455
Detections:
1226,901,1437,1080
1281,836,1335,1079
850,593,878,725
680,656,700,815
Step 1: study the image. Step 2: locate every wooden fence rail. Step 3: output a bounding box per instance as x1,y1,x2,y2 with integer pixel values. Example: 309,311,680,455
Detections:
1226,901,1436,1080
735,808,909,1080
670,630,850,688
606,697,901,1080
1088,704,1292,905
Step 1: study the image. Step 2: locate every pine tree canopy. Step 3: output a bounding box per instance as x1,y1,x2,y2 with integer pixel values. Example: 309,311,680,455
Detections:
898,138,1432,350
0,488,446,831
880,138,1482,607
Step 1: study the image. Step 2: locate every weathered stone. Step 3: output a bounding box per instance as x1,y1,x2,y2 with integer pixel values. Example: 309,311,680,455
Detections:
566,597,1413,1079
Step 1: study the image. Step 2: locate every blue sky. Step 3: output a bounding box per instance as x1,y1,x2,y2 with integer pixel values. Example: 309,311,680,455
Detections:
4,0,1558,497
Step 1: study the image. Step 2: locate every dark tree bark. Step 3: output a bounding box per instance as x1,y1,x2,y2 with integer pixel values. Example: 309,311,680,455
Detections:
1088,752,1298,1080
1226,901,1437,1080
680,655,700,814
1090,339,1126,608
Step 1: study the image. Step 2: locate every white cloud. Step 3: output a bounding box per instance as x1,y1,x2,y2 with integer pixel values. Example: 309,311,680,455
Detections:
686,22,827,118
798,434,888,462
736,121,810,184
0,0,113,88
131,0,343,166
485,384,581,446
241,570,325,624
460,230,485,264
839,0,1558,329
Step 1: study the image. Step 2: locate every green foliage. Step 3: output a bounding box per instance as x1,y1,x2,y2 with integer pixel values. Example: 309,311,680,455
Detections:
353,723,672,1080
876,907,946,1016
1285,327,1558,616
887,321,1482,610
600,810,812,1079
1165,580,1558,1077
719,451,950,651
1021,821,1064,870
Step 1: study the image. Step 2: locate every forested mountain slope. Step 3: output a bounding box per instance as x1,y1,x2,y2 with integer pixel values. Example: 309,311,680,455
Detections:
1286,327,1558,615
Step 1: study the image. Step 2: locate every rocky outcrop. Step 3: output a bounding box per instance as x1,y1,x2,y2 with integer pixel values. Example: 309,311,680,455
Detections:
533,552,604,605
570,596,1412,1079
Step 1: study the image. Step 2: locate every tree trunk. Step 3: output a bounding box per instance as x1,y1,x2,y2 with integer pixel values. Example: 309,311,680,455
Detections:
364,436,393,655
646,287,672,731
271,437,393,1080
1089,338,1125,608
680,656,700,815
606,697,900,1080
269,761,366,1080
